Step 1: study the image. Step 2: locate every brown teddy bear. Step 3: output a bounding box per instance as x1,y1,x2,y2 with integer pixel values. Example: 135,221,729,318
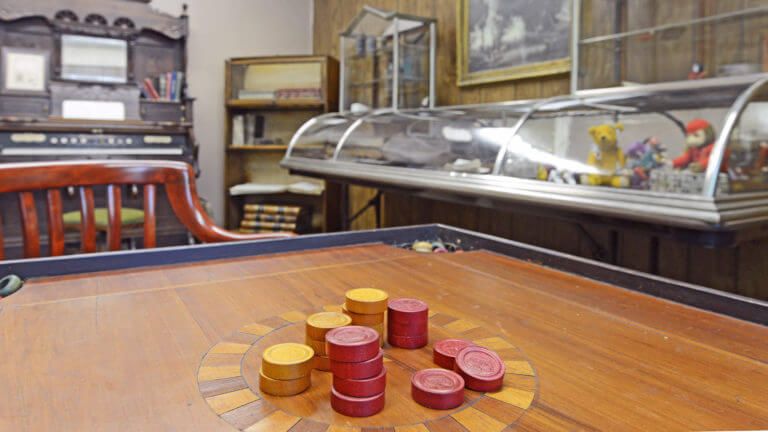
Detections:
586,123,629,187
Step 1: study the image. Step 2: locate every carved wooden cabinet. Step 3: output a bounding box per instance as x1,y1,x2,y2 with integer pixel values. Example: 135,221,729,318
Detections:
0,0,197,259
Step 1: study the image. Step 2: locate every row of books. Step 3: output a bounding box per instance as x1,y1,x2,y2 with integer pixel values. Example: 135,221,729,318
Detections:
141,71,185,101
237,204,301,233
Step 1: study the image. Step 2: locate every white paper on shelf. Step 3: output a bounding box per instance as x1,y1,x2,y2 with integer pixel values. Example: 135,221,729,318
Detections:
228,183,287,195
62,100,125,121
287,181,324,195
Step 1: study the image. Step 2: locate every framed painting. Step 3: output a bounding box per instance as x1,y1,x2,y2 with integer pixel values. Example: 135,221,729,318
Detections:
1,47,49,94
457,0,572,86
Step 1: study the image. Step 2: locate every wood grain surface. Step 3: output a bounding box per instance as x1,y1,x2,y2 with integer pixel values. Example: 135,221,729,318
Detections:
0,244,767,431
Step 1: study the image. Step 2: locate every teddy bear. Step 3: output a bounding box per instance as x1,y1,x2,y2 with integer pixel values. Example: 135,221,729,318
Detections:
586,123,629,187
673,119,728,173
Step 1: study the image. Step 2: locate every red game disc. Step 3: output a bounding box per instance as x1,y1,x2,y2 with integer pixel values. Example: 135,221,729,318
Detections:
333,366,387,398
330,386,385,417
454,345,505,392
387,298,429,323
411,368,465,409
325,325,380,362
331,348,384,380
388,332,428,349
433,339,473,370
387,319,428,336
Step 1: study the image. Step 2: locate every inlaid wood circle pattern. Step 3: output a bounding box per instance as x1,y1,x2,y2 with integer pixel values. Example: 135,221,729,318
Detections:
197,306,537,431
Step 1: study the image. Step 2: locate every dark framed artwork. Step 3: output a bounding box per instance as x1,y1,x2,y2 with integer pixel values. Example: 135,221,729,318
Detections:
457,0,572,86
1,47,49,94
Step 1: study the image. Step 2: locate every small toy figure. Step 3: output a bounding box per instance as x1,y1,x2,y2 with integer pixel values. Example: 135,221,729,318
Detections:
629,137,667,187
673,119,728,173
586,123,628,187
688,62,707,80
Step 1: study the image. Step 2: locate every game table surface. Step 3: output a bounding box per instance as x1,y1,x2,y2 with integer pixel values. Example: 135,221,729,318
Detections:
0,225,766,431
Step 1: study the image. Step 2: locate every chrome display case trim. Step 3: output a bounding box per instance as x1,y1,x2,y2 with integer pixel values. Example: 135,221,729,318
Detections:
281,157,761,228
703,76,768,196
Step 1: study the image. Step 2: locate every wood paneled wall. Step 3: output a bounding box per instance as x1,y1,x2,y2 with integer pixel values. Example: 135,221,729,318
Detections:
312,0,767,300
313,0,571,107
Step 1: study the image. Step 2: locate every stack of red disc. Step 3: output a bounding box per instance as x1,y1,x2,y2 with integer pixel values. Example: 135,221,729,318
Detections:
411,368,465,409
453,345,505,392
387,298,428,348
326,325,386,417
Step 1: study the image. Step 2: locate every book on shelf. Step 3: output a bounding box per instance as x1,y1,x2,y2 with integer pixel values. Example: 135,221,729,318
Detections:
242,212,297,223
231,115,244,146
240,220,297,231
142,78,160,100
243,204,300,216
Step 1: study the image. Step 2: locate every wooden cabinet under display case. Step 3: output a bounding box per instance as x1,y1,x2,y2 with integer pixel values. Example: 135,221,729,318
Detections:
224,55,338,233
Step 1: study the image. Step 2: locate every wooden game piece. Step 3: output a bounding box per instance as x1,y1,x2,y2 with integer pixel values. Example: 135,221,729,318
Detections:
387,319,428,336
313,355,331,371
387,298,429,323
304,337,327,356
388,332,428,349
341,304,384,326
411,368,465,409
330,348,383,380
261,343,314,380
305,311,351,340
325,325,380,362
345,288,388,314
258,368,311,396
333,366,387,398
433,339,474,369
330,386,385,417
454,345,505,392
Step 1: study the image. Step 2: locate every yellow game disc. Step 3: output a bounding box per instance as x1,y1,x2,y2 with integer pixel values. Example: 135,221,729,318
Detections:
304,337,327,356
313,354,331,371
261,343,314,380
345,288,389,314
259,368,311,396
342,304,385,326
306,311,351,340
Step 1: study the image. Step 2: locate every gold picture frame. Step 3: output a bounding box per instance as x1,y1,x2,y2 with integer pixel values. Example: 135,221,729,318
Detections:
457,0,572,87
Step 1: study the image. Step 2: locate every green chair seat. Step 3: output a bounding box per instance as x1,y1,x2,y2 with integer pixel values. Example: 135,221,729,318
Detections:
63,208,145,230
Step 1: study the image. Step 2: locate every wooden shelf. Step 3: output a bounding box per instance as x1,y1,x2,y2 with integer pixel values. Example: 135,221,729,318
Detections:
226,99,325,110
227,145,288,151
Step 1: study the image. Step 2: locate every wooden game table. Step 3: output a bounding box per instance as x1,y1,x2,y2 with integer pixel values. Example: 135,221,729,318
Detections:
0,224,766,431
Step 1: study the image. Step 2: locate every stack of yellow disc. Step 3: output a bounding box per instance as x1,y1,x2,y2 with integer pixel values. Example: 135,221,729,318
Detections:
259,343,314,396
305,311,351,370
343,288,388,346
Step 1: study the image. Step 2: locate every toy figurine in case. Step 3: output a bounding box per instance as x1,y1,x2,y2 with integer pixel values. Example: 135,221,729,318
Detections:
673,119,729,173
626,137,667,188
586,123,629,187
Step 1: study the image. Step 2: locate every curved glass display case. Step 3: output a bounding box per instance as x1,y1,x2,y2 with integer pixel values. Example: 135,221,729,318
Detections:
283,74,768,230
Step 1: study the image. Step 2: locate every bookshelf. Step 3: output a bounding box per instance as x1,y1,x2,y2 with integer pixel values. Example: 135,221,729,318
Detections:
224,55,339,232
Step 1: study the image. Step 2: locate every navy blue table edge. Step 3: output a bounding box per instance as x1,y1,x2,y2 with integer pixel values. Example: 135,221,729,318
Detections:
0,224,765,326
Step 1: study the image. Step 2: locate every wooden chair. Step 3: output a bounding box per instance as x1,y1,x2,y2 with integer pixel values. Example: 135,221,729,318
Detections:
0,160,294,260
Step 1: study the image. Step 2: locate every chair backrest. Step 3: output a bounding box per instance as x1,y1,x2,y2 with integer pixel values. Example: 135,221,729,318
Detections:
0,160,293,260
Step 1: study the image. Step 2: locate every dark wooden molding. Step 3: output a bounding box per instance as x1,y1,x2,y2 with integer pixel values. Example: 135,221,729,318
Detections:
0,0,187,40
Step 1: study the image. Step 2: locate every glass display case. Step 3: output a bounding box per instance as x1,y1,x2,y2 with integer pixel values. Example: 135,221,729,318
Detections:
574,0,768,92
284,74,768,230
340,6,436,112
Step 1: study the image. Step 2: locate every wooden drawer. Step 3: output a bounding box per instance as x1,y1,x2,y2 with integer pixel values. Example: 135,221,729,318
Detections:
140,101,187,122
0,95,50,118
